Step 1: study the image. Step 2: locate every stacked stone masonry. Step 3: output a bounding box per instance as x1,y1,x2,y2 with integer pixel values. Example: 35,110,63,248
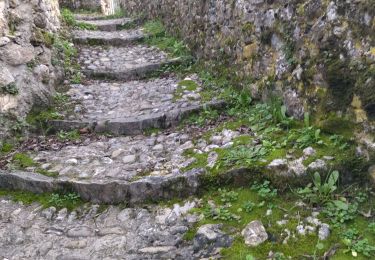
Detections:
120,0,375,125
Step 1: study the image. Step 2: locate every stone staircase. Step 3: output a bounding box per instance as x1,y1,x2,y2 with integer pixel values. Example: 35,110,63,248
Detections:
0,15,226,204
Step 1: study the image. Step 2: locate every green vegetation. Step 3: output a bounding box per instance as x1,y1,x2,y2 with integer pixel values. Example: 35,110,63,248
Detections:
57,130,81,141
143,20,191,58
0,190,83,211
186,178,374,259
61,8,97,30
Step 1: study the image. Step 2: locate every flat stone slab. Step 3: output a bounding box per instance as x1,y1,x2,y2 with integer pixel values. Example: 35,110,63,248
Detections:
0,128,244,204
73,29,145,46
0,199,203,258
78,45,176,80
77,18,135,31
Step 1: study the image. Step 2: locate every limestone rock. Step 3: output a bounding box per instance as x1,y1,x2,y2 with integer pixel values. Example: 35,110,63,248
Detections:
241,220,268,246
0,43,35,65
193,224,233,252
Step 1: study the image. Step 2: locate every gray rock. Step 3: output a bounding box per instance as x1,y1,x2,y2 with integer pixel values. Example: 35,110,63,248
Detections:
241,220,268,246
66,226,95,238
318,224,330,240
308,159,327,172
193,224,233,252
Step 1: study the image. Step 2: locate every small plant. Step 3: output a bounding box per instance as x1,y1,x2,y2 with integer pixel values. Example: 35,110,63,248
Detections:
1,82,19,95
204,205,241,221
342,229,375,257
0,143,13,154
323,199,358,227
48,192,81,209
292,127,324,149
296,171,339,205
219,188,239,204
242,201,255,213
329,134,349,150
251,180,277,200
57,130,81,141
12,153,36,168
223,145,268,166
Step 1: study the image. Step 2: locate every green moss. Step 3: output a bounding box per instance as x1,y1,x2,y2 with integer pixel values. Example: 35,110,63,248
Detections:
0,189,84,211
12,153,36,168
178,80,199,91
0,143,13,154
187,186,375,260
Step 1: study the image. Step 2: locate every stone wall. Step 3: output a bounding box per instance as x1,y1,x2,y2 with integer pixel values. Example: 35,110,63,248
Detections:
120,0,375,125
0,0,61,137
59,0,101,11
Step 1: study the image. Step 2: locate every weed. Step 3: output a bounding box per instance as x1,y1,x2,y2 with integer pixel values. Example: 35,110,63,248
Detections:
61,8,97,30
0,143,13,154
185,107,219,126
289,126,324,149
204,205,241,221
223,145,268,167
48,193,81,209
295,171,339,205
251,180,277,200
323,199,358,227
57,130,80,141
143,20,191,58
219,188,239,204
242,201,255,213
342,229,375,257
12,153,36,168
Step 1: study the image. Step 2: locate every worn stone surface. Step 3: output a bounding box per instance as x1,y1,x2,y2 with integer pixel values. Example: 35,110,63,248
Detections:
73,29,145,46
63,76,203,121
76,18,134,31
0,198,210,259
0,128,244,203
78,45,172,80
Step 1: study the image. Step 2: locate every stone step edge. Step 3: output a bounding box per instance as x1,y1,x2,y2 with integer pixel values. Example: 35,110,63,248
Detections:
0,169,204,205
77,18,137,32
82,58,182,80
50,100,226,135
0,167,257,205
74,14,107,21
73,33,145,46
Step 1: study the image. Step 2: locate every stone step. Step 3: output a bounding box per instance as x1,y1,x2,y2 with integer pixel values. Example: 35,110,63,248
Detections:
78,45,178,80
76,18,135,31
0,127,245,204
74,13,107,21
0,198,200,259
49,76,224,134
73,29,145,46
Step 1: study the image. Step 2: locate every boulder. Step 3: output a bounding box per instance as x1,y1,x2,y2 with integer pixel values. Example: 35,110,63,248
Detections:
241,220,268,246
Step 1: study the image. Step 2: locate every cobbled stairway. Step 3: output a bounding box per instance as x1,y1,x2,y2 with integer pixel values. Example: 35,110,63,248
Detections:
0,15,230,259
0,15,226,204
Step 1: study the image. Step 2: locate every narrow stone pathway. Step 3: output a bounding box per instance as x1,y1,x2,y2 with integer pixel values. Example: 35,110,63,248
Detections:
0,14,226,203
0,13,232,259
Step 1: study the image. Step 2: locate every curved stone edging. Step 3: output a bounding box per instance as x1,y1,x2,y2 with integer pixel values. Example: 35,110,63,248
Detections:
73,32,145,46
0,169,204,204
82,58,181,80
50,100,226,135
